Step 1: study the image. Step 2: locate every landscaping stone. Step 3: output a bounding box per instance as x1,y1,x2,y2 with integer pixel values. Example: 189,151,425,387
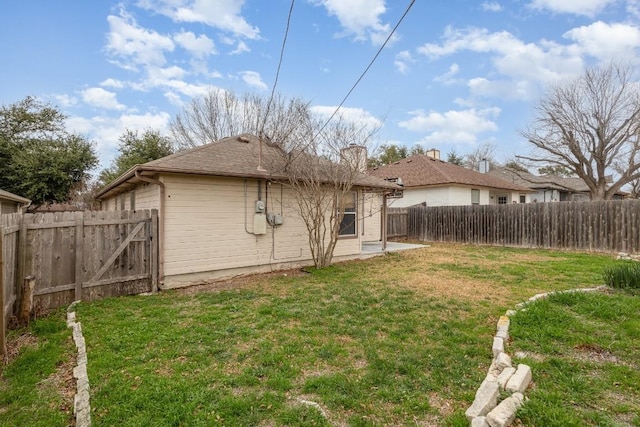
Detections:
465,381,500,421
497,366,516,390
485,392,524,427
492,337,504,357
505,310,516,317
471,416,490,427
495,352,511,370
505,364,532,394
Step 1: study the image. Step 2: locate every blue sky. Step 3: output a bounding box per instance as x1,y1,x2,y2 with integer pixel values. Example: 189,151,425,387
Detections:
1,0,639,172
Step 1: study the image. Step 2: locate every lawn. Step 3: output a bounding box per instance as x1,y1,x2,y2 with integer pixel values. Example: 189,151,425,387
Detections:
1,243,635,426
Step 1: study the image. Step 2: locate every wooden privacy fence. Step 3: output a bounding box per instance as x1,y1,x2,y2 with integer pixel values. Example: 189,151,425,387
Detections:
1,209,158,357
387,208,408,238
390,200,640,253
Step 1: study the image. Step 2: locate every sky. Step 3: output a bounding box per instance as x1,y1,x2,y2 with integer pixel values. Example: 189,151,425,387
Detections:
1,0,639,173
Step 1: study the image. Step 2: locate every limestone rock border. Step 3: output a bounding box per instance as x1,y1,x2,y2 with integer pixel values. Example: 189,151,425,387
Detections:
465,285,607,427
67,301,91,427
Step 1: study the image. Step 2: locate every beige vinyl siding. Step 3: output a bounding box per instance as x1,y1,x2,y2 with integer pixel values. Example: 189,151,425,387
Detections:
362,192,382,241
134,183,160,210
161,175,364,279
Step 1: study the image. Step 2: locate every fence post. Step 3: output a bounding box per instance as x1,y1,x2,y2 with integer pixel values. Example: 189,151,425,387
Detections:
18,275,35,325
1,227,5,361
15,217,27,317
74,212,84,301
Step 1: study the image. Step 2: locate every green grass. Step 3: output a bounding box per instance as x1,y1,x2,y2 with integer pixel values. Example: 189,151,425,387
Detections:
0,244,630,426
603,260,640,289
0,310,75,427
511,291,640,427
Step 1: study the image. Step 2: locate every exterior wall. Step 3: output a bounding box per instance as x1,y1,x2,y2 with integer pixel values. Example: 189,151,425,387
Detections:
134,183,160,210
389,186,528,207
388,186,487,207
160,174,364,287
361,192,382,241
0,201,18,215
100,174,381,287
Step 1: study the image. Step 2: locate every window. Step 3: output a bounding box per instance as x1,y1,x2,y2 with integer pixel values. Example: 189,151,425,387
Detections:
130,191,136,211
339,192,357,237
497,195,508,204
519,194,526,204
471,189,480,205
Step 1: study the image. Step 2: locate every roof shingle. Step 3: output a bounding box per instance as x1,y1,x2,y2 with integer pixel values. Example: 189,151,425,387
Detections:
368,155,531,192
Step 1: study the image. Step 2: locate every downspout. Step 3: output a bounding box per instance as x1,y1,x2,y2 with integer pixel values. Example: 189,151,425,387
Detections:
135,170,165,286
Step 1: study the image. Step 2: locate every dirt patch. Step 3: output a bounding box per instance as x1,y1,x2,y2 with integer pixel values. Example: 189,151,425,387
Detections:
173,268,309,296
37,349,75,419
4,332,39,365
428,391,455,418
572,343,621,364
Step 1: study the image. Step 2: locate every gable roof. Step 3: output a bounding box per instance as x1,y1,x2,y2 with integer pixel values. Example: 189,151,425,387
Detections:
0,189,31,204
97,134,398,199
368,155,531,192
487,166,591,192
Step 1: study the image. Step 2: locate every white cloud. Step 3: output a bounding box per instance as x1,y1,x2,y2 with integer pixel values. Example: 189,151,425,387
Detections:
417,26,588,99
239,71,267,90
100,78,125,89
310,105,383,130
563,21,640,60
398,107,500,145
229,40,251,55
529,0,616,17
434,63,462,85
394,50,415,74
481,2,502,12
137,0,260,39
312,0,392,45
106,12,174,67
66,111,172,169
52,94,78,108
80,87,126,110
173,30,216,57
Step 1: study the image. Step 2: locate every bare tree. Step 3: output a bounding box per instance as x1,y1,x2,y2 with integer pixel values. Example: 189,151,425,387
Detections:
464,142,497,171
170,89,309,149
519,62,640,200
273,113,383,268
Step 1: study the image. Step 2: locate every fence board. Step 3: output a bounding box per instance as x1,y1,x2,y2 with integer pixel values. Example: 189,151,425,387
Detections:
0,210,157,315
390,200,640,254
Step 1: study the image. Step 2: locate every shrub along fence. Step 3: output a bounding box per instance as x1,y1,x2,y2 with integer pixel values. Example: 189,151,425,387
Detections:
1,209,158,359
389,200,640,253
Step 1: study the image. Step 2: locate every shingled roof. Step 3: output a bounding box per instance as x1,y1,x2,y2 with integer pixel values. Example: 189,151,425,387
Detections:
97,134,398,199
368,154,531,192
0,189,31,204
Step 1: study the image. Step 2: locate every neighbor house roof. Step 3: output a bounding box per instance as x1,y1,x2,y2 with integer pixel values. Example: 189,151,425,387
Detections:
0,189,31,204
368,155,531,192
487,166,592,192
97,134,399,199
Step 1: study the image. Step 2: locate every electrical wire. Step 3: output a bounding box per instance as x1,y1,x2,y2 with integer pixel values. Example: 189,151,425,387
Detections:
260,0,296,139
312,0,416,141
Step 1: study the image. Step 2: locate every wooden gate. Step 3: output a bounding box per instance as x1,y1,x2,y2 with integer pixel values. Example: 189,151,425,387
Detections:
15,209,158,311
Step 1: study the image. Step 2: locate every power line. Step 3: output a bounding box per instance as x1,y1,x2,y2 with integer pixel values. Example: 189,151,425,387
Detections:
260,0,296,138
313,0,416,140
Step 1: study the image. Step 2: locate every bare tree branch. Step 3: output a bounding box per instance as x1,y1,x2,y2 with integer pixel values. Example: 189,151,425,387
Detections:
520,62,640,200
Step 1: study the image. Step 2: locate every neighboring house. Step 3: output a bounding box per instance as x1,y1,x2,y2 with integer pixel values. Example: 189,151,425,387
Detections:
486,166,626,202
0,189,31,214
368,152,531,207
96,134,397,289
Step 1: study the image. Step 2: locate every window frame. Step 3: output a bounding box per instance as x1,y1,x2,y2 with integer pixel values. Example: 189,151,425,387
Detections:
471,189,480,205
338,191,358,238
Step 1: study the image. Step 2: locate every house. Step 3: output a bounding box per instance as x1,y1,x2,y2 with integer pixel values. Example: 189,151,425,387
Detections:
0,189,31,214
96,134,398,289
486,166,626,202
367,151,531,207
